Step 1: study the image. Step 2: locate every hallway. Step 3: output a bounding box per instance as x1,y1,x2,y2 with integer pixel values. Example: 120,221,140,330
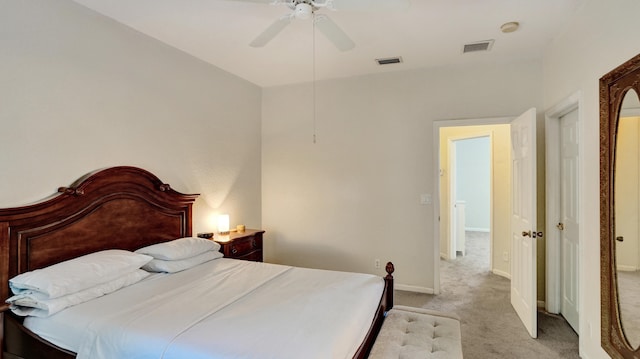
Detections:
395,231,579,358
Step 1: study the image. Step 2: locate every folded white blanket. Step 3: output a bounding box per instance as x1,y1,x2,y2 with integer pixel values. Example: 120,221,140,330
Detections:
142,250,223,273
7,269,149,317
9,250,152,298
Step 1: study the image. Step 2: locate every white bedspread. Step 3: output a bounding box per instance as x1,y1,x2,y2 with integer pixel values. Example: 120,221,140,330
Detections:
25,258,384,359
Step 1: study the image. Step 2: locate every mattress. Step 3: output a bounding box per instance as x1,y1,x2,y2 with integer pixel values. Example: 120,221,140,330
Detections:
24,258,384,359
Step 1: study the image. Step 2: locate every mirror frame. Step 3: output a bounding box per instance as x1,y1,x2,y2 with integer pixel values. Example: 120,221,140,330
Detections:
601,53,640,359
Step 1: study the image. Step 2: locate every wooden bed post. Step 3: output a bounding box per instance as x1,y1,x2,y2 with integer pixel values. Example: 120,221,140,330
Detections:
1,304,7,359
1,221,9,359
1,222,8,304
385,262,394,309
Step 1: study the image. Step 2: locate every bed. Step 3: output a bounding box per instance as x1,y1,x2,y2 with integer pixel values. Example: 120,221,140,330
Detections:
0,166,394,359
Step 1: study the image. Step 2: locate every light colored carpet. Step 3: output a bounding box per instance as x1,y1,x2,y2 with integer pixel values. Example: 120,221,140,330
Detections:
394,231,579,359
617,269,640,349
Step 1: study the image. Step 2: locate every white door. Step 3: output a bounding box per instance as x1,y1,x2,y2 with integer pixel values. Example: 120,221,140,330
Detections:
510,108,537,338
560,108,579,332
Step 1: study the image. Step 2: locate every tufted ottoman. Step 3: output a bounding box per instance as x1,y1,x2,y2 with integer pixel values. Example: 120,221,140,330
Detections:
369,305,463,359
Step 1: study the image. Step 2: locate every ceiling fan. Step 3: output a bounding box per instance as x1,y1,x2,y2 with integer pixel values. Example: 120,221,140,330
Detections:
233,0,410,51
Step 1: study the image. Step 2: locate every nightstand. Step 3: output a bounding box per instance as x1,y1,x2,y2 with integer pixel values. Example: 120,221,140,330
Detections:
214,229,264,262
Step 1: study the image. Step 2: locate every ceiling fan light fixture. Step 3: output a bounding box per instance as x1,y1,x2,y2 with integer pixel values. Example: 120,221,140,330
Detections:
248,0,355,51
295,3,313,20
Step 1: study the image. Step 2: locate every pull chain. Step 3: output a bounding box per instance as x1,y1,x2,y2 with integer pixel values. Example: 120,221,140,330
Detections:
312,12,317,144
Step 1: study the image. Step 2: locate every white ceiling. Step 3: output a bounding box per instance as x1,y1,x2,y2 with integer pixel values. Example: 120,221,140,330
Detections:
72,0,584,87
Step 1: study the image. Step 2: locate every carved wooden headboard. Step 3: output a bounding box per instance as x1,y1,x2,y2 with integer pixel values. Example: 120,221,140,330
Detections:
0,166,199,301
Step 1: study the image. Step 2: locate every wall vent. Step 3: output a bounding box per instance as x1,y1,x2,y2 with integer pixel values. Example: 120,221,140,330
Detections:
463,40,494,53
376,57,403,65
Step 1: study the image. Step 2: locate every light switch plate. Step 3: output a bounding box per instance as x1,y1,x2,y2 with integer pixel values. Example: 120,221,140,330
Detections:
420,194,432,205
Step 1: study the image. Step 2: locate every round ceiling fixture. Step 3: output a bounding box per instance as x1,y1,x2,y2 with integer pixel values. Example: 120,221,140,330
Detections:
500,21,520,33
295,3,313,20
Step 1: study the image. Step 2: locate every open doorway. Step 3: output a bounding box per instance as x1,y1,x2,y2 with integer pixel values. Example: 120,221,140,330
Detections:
437,123,512,287
449,135,491,271
434,109,541,339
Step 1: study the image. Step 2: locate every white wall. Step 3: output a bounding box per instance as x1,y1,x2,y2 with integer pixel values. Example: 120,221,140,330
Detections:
0,0,263,233
542,0,640,357
262,61,543,291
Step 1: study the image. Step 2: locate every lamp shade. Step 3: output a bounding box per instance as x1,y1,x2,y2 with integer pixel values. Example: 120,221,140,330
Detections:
217,214,230,234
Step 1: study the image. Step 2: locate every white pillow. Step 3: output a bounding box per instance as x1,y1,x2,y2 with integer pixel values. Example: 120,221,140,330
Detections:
7,269,150,317
142,250,223,273
135,237,220,261
9,249,152,299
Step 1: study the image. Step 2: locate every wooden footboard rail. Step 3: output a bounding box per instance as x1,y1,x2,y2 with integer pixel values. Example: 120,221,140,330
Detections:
353,261,394,359
3,312,75,359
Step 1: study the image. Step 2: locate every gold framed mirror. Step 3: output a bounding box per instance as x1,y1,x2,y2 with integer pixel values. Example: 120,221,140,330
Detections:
601,53,640,358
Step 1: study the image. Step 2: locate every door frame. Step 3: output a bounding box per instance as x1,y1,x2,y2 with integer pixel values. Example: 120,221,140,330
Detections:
544,91,582,332
433,117,511,294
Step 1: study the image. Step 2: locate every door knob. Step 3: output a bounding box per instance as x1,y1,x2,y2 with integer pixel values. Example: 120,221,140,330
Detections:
616,236,624,242
557,222,564,230
522,231,532,237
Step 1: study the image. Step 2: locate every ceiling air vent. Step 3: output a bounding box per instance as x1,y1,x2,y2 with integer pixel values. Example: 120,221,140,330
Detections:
376,57,403,65
463,40,494,53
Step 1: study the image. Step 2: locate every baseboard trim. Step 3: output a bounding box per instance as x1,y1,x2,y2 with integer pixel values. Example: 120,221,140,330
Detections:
578,346,589,359
395,284,435,294
617,265,637,271
492,268,511,279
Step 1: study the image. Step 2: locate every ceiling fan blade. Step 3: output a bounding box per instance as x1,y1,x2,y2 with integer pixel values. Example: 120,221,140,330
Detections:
314,14,355,51
327,0,410,11
229,0,292,4
249,15,292,48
